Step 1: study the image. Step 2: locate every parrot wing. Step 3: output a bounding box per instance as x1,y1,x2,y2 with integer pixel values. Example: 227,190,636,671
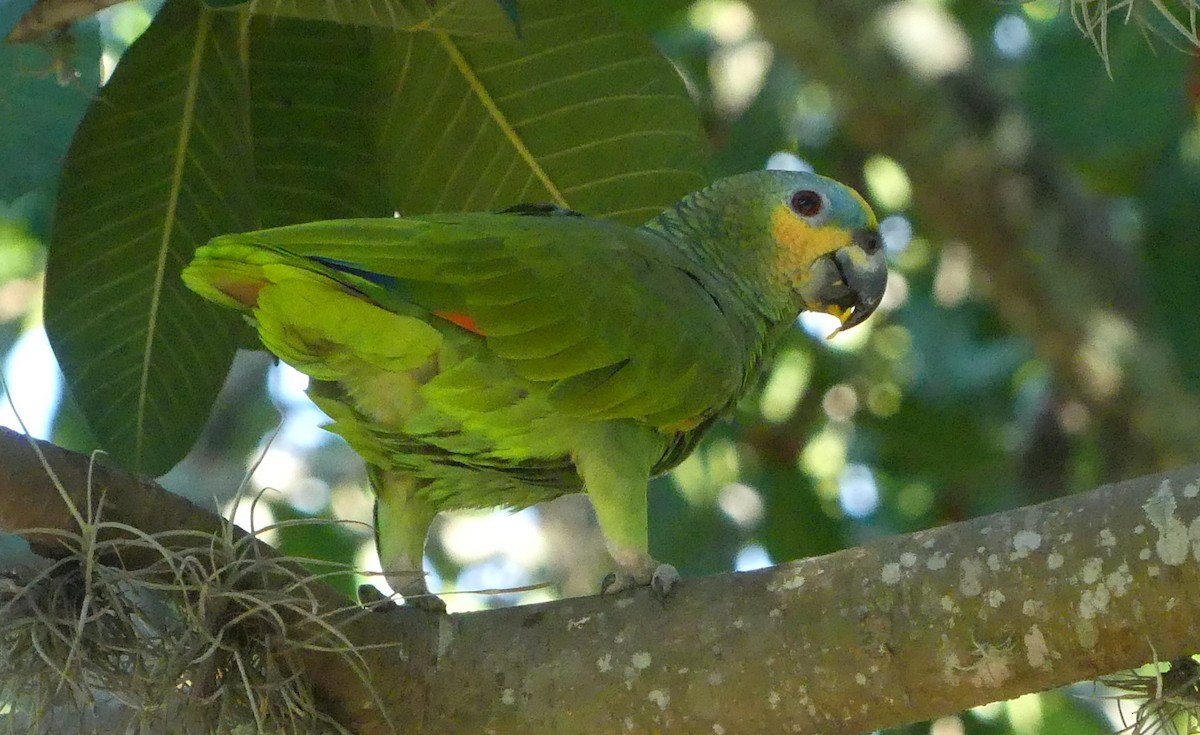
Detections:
186,214,751,432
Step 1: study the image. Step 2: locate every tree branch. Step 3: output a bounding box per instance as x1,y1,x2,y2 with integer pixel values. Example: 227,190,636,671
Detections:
2,427,1199,732
426,469,1200,732
0,426,432,735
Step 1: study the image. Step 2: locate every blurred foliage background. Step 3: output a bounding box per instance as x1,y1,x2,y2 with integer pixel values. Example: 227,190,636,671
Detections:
2,0,1199,732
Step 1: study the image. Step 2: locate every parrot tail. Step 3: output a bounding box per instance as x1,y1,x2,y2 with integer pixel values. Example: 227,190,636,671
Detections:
182,239,298,311
183,238,357,312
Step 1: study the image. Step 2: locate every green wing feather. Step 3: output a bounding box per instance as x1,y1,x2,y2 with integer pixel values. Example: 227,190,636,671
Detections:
188,214,748,431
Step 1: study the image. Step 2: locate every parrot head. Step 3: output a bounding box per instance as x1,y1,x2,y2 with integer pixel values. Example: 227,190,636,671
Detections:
650,169,887,336
760,170,887,336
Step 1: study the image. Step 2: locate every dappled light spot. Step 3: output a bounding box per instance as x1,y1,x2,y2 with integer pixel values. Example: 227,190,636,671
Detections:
866,381,902,418
0,324,60,439
1182,123,1200,163
765,151,812,174
797,312,872,350
718,482,764,527
0,278,38,322
1077,311,1134,400
879,270,910,312
839,464,879,518
931,715,966,735
863,155,912,211
933,244,973,307
879,0,971,79
1006,691,1045,733
758,350,811,423
894,236,932,272
800,426,846,484
735,544,772,572
222,491,278,546
1108,197,1145,245
455,555,538,610
442,508,546,568
688,0,756,44
330,483,373,530
793,82,837,146
798,310,841,339
993,15,1032,59
879,214,913,253
1057,401,1090,433
249,447,307,495
672,439,744,503
287,477,332,515
0,327,61,441
710,41,773,117
1019,0,1058,23
822,383,858,422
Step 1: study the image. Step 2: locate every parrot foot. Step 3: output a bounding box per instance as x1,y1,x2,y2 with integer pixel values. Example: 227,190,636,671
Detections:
599,560,680,599
650,563,680,598
404,592,448,613
383,569,448,613
358,581,447,612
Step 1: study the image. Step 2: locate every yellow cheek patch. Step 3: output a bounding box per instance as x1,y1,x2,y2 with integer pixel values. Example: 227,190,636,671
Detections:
770,205,853,281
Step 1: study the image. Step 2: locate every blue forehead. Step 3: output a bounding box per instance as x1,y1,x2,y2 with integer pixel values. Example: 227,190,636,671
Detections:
761,169,877,229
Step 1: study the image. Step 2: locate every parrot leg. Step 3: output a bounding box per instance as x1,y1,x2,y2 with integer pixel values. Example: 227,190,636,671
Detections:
575,425,679,598
372,471,444,612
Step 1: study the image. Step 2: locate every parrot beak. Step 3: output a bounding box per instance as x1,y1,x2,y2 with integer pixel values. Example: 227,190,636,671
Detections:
799,227,888,337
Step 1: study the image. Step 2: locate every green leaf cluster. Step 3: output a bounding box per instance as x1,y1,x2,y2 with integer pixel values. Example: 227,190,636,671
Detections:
41,0,706,474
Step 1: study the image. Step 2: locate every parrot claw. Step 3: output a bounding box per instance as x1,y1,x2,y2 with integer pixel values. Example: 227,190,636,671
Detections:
404,591,448,613
358,583,392,609
599,571,621,595
358,582,447,613
381,567,449,613
599,561,680,600
651,563,680,599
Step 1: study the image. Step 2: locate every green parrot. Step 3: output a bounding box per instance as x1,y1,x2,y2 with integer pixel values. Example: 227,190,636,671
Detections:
182,170,886,609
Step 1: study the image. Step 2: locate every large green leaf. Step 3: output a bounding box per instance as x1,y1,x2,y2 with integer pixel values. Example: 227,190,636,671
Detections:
45,0,257,475
248,18,391,226
46,0,707,475
369,0,708,224
604,0,694,32
225,0,516,38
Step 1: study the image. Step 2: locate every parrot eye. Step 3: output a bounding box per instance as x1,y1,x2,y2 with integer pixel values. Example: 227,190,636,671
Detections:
789,189,823,217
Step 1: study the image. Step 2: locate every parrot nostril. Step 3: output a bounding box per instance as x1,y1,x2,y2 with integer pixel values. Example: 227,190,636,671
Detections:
859,231,882,255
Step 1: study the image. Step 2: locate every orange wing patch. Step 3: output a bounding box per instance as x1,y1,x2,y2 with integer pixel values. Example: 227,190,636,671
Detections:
661,415,705,433
216,276,267,308
434,310,486,336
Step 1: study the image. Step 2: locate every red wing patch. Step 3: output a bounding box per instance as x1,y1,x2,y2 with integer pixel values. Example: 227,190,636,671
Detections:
434,310,486,336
